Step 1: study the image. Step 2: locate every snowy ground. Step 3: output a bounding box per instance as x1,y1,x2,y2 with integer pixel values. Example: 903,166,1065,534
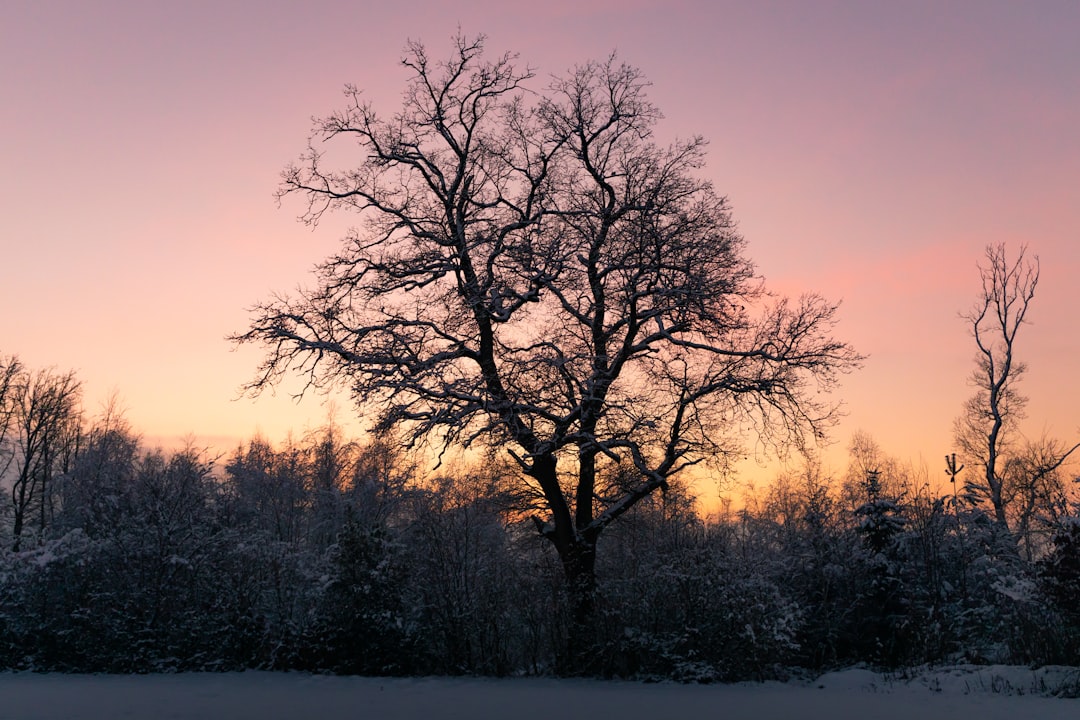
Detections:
0,665,1077,720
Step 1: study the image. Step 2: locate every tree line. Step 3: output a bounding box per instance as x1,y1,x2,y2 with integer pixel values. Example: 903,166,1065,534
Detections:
1,363,1078,676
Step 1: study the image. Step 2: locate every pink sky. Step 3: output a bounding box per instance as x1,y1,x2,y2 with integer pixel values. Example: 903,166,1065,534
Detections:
3,1,1078,497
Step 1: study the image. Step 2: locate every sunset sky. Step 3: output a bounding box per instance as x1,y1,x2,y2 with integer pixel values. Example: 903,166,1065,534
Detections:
3,1,1078,498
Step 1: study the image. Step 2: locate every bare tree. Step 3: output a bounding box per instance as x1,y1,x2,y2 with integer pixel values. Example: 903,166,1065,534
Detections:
55,395,140,536
954,244,1079,531
234,35,860,619
4,366,82,550
1005,434,1080,559
224,436,310,545
842,431,910,512
0,354,23,483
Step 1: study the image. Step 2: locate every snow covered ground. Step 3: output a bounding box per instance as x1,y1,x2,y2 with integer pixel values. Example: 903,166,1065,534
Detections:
0,666,1077,720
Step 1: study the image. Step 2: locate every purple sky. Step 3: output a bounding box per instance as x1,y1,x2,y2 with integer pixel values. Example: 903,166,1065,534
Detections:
3,1,1078,500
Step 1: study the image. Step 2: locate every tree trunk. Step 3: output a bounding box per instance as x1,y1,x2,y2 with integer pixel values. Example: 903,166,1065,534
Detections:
526,452,600,670
986,424,1010,529
554,535,598,674
561,537,597,625
11,511,23,552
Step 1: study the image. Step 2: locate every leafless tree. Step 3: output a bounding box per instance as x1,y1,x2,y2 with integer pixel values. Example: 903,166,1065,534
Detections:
0,354,23,483
234,34,861,619
841,431,910,512
4,366,82,550
54,396,140,536
954,243,1079,531
1004,434,1079,560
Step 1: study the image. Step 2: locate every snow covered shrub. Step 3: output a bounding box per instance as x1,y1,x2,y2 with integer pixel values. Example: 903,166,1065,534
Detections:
401,473,538,676
1039,519,1080,624
944,513,1073,665
593,498,803,681
598,553,802,681
305,516,417,675
1036,518,1080,660
0,529,105,670
849,470,912,666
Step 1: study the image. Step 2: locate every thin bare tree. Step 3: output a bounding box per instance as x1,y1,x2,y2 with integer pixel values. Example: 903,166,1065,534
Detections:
0,354,23,482
954,243,1079,531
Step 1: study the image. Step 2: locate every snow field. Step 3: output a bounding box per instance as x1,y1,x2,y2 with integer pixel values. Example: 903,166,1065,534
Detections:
0,666,1077,720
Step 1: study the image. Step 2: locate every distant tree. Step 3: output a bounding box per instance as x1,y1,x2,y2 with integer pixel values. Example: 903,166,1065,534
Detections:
954,244,1079,531
235,34,861,625
346,433,417,526
1005,434,1079,560
855,469,905,556
4,366,82,551
304,421,357,550
224,436,309,544
0,355,21,447
841,431,910,513
0,355,24,504
54,396,140,536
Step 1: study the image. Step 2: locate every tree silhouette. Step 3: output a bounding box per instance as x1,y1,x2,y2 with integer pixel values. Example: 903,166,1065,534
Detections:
954,244,1079,533
235,34,861,623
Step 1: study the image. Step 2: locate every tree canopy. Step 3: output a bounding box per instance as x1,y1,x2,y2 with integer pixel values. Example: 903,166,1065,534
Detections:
234,34,861,605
